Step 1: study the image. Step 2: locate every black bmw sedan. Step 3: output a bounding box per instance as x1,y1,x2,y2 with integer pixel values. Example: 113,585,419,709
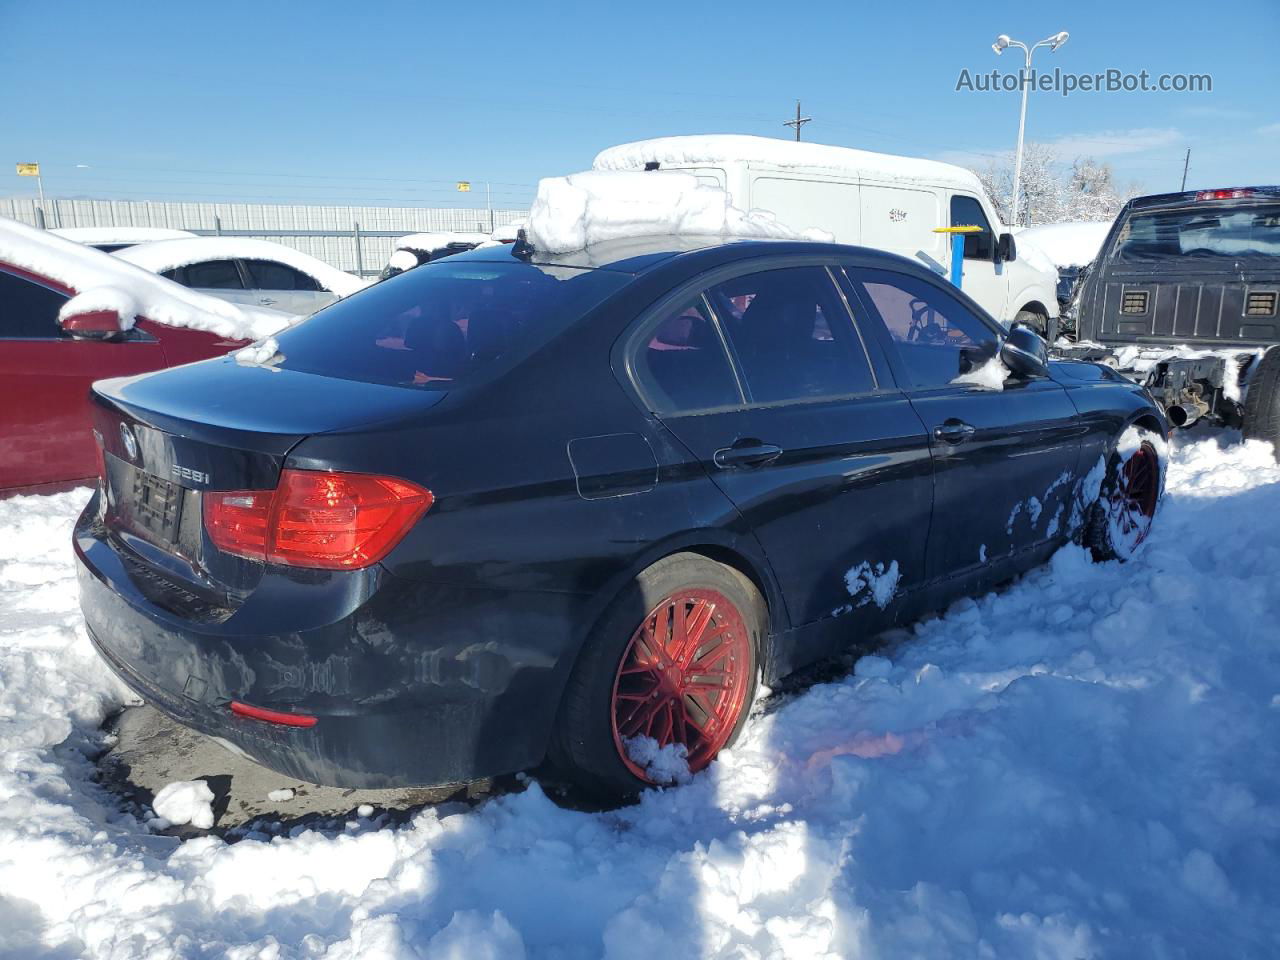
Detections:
75,236,1166,798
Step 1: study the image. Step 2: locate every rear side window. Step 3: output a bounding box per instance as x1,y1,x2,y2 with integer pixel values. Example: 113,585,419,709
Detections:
0,269,68,339
274,260,628,389
182,259,244,289
950,195,994,260
243,259,322,292
1115,202,1280,261
852,267,1000,389
707,266,875,403
631,297,742,414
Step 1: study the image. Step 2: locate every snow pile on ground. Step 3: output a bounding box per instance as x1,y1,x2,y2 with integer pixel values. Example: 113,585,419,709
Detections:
593,134,986,195
2,433,1280,957
115,236,369,297
1016,221,1113,268
0,217,290,341
624,736,693,786
152,781,216,830
526,170,833,254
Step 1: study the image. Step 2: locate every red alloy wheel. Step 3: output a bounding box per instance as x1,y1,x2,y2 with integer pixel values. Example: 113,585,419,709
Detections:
1113,442,1160,544
610,588,753,782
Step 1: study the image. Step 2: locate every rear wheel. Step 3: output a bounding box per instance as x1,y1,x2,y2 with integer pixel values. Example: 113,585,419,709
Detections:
552,553,763,799
1242,346,1280,459
1085,434,1163,562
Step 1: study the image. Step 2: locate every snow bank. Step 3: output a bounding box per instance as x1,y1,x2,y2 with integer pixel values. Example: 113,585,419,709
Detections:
0,217,290,341
1016,221,1112,268
624,736,693,786
594,134,986,196
3,433,1280,956
153,781,216,830
526,170,833,254
115,236,368,297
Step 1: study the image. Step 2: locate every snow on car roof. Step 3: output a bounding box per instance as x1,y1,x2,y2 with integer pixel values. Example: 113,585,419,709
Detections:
51,227,198,245
526,169,833,254
393,232,491,254
0,217,291,340
593,134,987,194
115,237,369,297
1015,221,1113,268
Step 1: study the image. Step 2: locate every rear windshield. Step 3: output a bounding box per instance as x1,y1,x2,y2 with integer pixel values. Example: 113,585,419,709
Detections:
1115,202,1280,262
273,260,628,389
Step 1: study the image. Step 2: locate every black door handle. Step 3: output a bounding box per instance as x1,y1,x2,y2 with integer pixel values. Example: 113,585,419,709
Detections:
713,440,784,469
934,419,977,444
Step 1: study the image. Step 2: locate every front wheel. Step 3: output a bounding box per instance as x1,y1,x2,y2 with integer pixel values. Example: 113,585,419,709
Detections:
1085,431,1164,562
551,554,763,800
1013,308,1049,338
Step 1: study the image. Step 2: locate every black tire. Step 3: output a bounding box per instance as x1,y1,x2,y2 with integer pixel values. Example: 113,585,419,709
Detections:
1242,346,1280,458
1014,308,1049,338
1085,432,1163,562
550,553,764,800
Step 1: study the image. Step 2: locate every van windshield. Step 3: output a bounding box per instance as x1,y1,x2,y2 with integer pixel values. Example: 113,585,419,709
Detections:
273,259,628,389
1115,202,1280,262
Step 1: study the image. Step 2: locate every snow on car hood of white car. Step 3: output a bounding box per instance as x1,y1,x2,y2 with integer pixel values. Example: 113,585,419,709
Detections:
0,216,292,341
114,237,370,298
1015,221,1113,269
526,169,833,254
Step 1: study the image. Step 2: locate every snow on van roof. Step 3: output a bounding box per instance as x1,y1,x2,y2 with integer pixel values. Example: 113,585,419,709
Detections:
115,237,369,297
0,217,291,341
1015,221,1113,268
51,226,197,245
593,135,986,193
526,169,833,254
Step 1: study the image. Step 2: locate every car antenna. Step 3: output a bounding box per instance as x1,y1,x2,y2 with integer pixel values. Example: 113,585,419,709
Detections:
512,228,535,260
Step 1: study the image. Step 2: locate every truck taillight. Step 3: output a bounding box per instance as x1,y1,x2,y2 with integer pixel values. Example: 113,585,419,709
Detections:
1195,188,1254,201
204,470,433,570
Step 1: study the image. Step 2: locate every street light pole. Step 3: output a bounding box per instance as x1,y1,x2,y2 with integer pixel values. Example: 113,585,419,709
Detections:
992,30,1069,227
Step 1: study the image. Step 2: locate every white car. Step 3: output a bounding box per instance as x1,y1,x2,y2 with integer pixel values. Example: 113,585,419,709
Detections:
593,135,1061,332
50,226,197,254
115,237,368,317
380,231,492,279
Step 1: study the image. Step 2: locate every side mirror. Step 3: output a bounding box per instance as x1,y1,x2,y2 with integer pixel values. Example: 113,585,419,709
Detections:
997,232,1017,263
1001,324,1049,379
59,309,127,341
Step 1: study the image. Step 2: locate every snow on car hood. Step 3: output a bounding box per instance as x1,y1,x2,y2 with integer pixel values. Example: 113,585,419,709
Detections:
114,236,370,297
0,217,291,341
526,169,834,254
1015,221,1113,269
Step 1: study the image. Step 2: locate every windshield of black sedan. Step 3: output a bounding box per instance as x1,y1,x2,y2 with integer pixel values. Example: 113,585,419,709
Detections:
1115,202,1280,262
272,260,629,389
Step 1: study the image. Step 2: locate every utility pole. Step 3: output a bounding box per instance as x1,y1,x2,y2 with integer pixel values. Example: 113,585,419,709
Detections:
783,100,812,141
1180,149,1191,192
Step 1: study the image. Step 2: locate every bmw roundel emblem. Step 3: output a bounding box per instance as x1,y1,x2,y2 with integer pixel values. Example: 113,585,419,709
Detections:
119,423,139,462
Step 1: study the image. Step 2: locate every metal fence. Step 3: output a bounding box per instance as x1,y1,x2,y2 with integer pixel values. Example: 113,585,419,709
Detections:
1,197,527,277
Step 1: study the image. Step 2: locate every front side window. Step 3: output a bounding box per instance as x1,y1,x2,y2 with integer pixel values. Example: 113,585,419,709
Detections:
631,297,741,414
852,267,1000,389
275,259,627,390
243,259,322,292
706,266,875,404
0,268,68,339
182,259,244,289
950,195,994,260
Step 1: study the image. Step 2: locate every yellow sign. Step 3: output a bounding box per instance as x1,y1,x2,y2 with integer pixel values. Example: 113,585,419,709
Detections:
456,181,471,192
932,225,983,234
16,162,40,177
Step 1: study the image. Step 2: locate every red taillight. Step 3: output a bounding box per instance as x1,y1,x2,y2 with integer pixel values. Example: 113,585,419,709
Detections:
1195,188,1254,201
229,701,318,728
204,469,432,570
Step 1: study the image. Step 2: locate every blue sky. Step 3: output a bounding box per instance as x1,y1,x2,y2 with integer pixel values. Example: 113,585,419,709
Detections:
1,0,1276,211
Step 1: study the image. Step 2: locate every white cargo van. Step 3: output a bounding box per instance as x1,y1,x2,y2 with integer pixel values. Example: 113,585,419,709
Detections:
593,135,1059,331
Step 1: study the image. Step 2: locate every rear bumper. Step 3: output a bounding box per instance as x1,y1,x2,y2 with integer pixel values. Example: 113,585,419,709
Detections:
74,498,587,788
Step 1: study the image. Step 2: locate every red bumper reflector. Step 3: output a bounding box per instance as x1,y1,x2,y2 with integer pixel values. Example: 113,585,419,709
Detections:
229,701,318,728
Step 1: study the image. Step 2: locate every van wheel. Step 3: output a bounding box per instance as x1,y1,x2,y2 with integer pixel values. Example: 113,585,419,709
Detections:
551,553,764,800
1014,308,1048,338
1242,346,1280,459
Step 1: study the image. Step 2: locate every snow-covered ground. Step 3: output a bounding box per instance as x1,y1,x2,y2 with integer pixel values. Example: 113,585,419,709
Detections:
1,433,1279,958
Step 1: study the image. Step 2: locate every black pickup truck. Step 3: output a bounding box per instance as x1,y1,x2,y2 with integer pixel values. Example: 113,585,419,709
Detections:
1056,187,1280,455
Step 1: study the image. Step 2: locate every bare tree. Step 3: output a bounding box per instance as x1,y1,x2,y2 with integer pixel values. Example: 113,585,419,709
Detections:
973,144,1138,226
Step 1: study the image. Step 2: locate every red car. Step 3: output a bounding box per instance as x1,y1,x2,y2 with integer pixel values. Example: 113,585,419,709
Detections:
0,220,283,496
